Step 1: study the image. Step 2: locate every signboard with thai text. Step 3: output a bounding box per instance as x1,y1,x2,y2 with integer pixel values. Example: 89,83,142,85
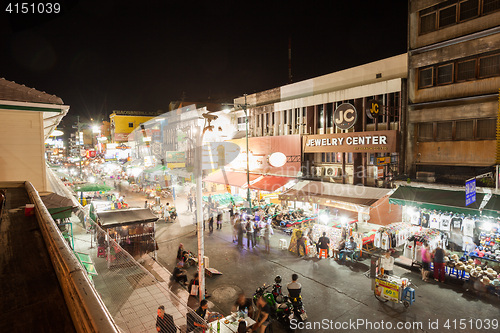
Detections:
465,178,476,206
303,130,398,153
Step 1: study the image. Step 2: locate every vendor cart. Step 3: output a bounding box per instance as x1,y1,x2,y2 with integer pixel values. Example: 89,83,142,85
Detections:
373,274,415,308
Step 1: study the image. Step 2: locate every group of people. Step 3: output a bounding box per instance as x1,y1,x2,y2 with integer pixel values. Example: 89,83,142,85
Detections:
420,241,447,283
298,229,358,261
231,213,274,253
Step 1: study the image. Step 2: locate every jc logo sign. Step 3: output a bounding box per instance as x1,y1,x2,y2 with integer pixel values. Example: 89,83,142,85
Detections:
333,103,357,130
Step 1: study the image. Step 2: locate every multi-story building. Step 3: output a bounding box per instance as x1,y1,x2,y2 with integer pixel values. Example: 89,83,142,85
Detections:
407,0,500,184
229,54,408,223
109,110,162,143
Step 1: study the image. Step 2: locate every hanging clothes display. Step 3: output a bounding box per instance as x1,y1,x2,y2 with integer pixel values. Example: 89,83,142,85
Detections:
462,217,475,237
440,214,451,231
429,213,440,229
374,222,414,250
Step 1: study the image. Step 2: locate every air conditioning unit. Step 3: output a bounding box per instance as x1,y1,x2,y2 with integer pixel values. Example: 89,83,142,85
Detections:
325,166,341,177
314,167,324,177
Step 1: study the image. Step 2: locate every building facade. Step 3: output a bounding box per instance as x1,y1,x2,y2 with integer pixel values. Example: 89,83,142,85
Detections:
231,54,407,223
110,110,162,143
0,78,69,191
407,0,500,184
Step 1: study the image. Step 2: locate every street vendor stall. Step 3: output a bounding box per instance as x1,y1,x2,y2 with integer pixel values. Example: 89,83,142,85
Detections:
96,208,158,264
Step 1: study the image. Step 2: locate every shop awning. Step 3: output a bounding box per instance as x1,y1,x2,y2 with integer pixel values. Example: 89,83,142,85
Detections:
388,185,485,215
279,181,390,213
203,170,260,187
248,176,295,192
96,208,158,228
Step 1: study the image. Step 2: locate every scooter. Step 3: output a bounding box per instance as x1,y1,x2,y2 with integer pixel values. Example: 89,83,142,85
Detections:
253,283,294,332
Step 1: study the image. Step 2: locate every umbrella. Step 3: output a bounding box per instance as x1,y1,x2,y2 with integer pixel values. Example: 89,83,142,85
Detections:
73,183,113,192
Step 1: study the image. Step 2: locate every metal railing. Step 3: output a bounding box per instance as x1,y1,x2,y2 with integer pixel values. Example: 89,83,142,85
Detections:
25,181,121,333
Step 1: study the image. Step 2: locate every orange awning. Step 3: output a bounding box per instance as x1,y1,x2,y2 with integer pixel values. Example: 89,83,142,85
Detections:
249,176,294,192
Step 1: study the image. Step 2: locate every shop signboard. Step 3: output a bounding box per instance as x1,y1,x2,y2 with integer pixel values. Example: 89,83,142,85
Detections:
366,100,381,120
465,178,476,206
165,151,186,163
304,130,398,153
376,156,390,165
334,103,357,130
375,278,399,302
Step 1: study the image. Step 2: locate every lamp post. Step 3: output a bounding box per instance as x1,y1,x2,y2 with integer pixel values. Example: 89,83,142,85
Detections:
243,94,252,211
195,113,216,301
224,95,252,211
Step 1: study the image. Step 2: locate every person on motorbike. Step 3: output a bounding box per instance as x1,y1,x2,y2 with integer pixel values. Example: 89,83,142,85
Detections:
232,293,254,318
252,295,271,333
287,274,302,301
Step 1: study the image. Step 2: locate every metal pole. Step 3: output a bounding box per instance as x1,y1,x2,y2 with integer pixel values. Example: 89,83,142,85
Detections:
245,94,252,211
196,124,205,301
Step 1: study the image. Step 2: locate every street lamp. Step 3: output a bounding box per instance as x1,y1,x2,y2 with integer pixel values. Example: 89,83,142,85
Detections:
224,94,252,211
195,113,217,301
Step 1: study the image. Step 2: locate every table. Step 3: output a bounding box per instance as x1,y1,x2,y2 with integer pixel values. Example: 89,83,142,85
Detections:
208,313,256,333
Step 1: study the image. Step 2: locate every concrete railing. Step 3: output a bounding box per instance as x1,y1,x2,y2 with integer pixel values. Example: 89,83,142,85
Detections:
25,181,120,333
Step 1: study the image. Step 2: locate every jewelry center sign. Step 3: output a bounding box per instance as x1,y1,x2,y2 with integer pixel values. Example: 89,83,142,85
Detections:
303,130,398,153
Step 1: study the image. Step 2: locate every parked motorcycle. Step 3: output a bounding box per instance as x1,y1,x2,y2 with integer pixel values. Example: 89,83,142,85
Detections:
289,295,307,322
253,282,294,332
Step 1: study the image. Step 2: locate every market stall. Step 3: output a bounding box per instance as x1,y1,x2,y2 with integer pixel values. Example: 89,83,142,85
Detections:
96,208,158,264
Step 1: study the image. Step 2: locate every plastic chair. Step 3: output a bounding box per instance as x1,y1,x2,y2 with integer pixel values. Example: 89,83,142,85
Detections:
319,248,328,258
279,239,288,250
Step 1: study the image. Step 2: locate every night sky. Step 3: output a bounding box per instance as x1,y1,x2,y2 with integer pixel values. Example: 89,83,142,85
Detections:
0,0,407,124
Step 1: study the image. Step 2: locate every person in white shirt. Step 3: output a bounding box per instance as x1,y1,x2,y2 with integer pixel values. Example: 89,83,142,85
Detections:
379,250,395,275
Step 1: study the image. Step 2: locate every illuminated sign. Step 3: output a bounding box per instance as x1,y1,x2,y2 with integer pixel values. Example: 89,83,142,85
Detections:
366,99,381,120
269,152,287,167
334,103,357,130
303,130,398,153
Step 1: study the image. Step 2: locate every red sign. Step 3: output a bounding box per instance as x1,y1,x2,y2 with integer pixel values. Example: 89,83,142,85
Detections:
86,150,96,159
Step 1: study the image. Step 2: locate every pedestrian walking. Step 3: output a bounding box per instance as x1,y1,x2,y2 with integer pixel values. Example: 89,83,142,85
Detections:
216,212,222,230
421,242,431,282
263,223,273,253
236,218,244,248
188,194,193,212
245,217,254,248
253,218,260,246
156,305,177,333
208,216,214,234
432,243,447,283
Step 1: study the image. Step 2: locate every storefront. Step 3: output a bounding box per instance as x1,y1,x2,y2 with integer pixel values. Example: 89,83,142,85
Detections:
96,208,158,264
387,185,500,289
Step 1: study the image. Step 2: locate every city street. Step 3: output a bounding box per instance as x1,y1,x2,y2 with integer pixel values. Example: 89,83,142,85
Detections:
118,186,499,333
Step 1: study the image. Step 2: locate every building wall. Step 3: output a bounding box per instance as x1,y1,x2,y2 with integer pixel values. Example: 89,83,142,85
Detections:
407,0,500,181
0,110,47,191
110,114,155,142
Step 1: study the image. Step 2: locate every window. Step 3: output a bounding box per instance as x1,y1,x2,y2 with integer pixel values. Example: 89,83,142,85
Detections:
237,117,246,124
483,0,500,14
455,120,474,140
420,12,436,34
479,54,500,77
456,59,476,81
459,0,479,21
437,63,453,85
321,153,326,163
128,122,134,128
347,153,353,164
369,154,375,165
283,110,287,124
418,123,434,141
317,105,324,129
326,152,330,162
439,5,457,28
327,103,334,128
437,122,453,140
477,118,496,139
419,67,434,88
